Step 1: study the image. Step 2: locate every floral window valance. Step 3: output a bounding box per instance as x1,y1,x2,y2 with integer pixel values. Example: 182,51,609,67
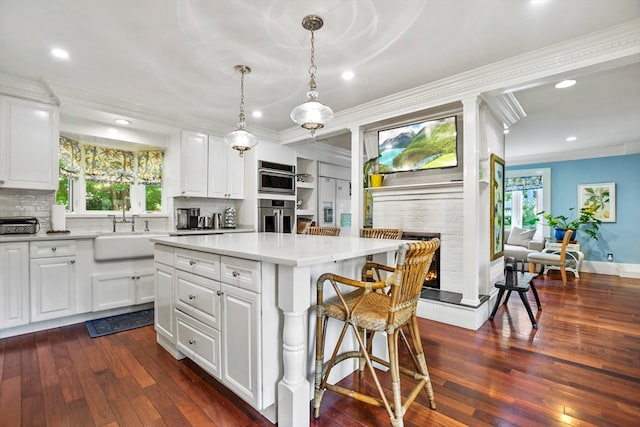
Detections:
59,136,82,178
137,150,164,184
59,137,164,184
505,175,543,192
84,145,135,183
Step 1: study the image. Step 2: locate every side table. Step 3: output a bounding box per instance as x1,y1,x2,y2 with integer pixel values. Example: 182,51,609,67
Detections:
542,241,584,278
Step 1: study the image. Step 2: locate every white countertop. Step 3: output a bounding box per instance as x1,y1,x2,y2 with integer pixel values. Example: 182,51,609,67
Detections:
151,232,405,267
0,226,255,243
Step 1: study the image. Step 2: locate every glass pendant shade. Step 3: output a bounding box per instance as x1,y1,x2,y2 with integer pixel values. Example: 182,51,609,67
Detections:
291,15,333,137
225,65,258,156
290,90,334,137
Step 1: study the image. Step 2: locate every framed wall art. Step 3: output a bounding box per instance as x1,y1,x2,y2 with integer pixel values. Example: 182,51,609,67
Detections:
578,182,616,222
490,154,505,260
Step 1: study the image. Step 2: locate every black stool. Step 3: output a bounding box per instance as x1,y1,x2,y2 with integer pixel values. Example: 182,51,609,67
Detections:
489,264,541,328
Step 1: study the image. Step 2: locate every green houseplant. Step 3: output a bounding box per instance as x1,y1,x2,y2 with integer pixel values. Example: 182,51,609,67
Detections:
537,207,602,241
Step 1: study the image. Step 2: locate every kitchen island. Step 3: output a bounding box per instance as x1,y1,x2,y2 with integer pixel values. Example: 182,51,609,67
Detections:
151,232,403,427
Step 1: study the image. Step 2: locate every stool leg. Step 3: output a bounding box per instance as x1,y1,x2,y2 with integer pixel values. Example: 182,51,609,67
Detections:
503,290,512,305
529,280,541,310
517,290,538,328
489,289,506,320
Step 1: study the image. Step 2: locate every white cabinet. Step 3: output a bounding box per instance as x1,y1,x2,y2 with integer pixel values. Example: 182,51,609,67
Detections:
155,246,176,345
208,136,244,199
179,130,209,197
0,95,59,190
29,241,77,322
221,282,260,406
0,242,30,328
176,131,244,199
91,269,154,311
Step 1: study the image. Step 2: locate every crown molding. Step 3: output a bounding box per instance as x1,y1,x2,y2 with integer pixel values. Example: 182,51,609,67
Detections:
0,73,59,105
507,140,640,166
481,92,527,129
280,19,640,144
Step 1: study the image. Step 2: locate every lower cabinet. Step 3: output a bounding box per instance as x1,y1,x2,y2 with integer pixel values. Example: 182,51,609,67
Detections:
30,241,77,322
221,282,260,407
0,242,30,328
155,245,265,411
92,269,154,311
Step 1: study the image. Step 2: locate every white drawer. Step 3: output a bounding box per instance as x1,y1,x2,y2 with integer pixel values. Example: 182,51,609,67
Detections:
175,270,220,329
176,310,221,380
175,248,221,280
154,244,174,265
221,256,260,293
30,240,76,258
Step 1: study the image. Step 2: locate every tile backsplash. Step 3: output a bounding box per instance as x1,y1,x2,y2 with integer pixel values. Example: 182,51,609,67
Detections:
0,189,55,233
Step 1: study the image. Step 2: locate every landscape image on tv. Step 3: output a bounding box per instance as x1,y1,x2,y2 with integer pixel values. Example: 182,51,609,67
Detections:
377,115,458,173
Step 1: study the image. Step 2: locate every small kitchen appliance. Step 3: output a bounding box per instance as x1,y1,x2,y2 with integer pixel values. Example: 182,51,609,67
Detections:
223,206,237,229
0,216,40,234
176,208,190,229
188,208,200,229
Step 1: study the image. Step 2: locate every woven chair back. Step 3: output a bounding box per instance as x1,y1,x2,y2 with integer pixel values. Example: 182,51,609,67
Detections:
306,226,340,236
360,228,403,240
387,239,440,328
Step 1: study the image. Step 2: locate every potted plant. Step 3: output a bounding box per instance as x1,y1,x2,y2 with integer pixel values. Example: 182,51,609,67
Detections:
536,207,602,241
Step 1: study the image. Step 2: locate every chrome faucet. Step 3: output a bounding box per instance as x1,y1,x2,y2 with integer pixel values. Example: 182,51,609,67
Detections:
108,214,117,232
121,196,129,222
131,215,139,232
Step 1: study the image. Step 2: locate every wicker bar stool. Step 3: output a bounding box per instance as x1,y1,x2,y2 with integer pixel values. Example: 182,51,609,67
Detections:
314,239,440,427
360,228,403,240
306,226,341,236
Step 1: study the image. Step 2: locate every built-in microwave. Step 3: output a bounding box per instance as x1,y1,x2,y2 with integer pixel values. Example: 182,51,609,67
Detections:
258,161,296,195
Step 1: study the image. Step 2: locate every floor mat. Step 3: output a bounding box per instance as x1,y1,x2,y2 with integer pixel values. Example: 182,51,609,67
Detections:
85,308,154,338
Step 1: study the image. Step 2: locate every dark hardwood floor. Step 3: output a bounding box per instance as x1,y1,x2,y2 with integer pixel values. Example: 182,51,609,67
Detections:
1,271,639,426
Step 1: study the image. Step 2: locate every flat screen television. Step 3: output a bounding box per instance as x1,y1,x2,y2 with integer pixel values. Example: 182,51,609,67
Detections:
377,115,458,173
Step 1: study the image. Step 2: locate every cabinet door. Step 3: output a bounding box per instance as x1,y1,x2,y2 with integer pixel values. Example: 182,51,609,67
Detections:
180,131,208,197
91,272,136,311
0,242,30,328
221,284,260,408
208,137,244,199
30,256,76,322
136,270,155,304
226,145,244,199
0,95,59,190
155,262,175,342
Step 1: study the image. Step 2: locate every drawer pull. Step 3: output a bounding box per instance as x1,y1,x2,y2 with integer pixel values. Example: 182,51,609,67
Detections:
189,260,196,266
232,271,240,277
70,260,75,264
51,247,57,252
188,294,196,300
217,290,223,296
188,339,196,345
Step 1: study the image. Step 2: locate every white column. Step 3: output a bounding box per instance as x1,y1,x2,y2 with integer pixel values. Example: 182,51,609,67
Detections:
349,126,364,236
277,264,312,427
461,96,482,306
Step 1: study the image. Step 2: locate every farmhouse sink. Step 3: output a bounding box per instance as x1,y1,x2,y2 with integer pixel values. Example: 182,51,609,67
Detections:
94,233,169,261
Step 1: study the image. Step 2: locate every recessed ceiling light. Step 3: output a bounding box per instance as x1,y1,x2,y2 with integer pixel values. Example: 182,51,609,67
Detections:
115,119,131,125
566,136,577,142
342,71,354,81
51,48,69,59
252,111,262,118
555,79,576,89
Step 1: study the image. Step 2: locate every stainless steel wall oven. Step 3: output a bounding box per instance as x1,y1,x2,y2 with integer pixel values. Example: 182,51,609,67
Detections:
258,161,296,195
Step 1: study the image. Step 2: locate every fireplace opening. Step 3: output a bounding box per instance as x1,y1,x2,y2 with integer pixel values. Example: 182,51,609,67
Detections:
401,232,440,290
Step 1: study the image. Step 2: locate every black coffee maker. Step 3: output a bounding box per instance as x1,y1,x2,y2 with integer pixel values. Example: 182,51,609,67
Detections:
188,208,200,229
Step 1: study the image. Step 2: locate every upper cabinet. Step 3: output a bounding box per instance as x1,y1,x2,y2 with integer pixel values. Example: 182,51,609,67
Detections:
0,95,59,190
208,136,244,199
179,130,209,197
176,131,244,199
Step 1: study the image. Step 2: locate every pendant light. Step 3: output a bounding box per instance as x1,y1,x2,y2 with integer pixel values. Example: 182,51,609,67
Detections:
225,65,258,157
290,15,334,137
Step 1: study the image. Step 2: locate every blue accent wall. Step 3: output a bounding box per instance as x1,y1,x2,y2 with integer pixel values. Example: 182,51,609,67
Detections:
508,153,640,264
